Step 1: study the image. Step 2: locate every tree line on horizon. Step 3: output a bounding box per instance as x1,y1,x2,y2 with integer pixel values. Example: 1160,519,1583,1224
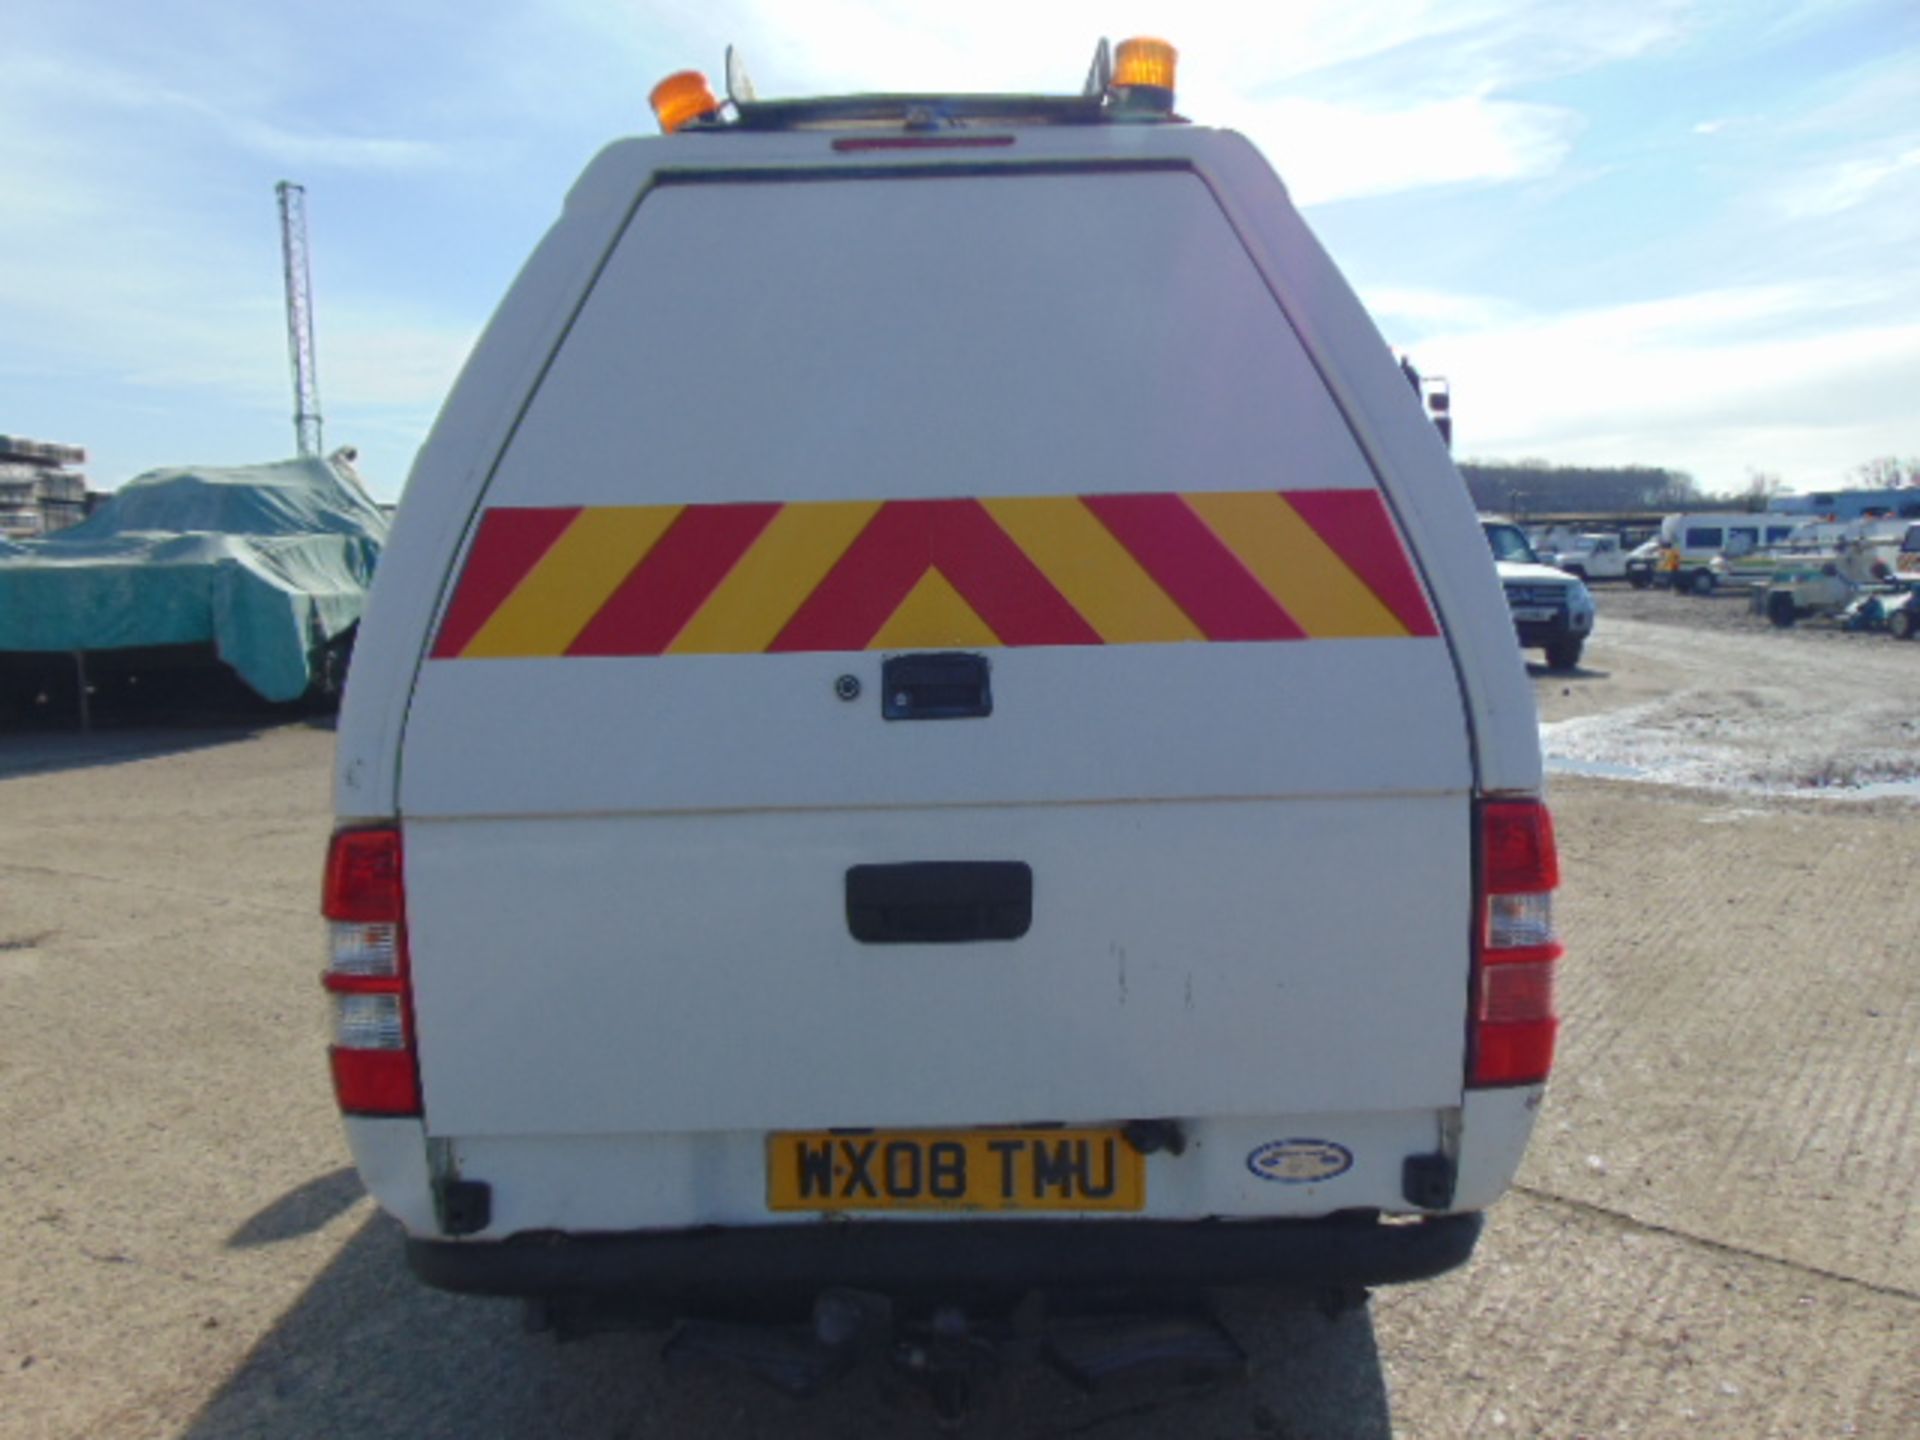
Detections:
1457,461,1700,516
1460,456,1920,516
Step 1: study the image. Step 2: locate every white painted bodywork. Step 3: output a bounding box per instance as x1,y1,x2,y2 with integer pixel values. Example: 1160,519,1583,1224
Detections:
334,122,1546,1243
343,1090,1544,1240
405,792,1470,1139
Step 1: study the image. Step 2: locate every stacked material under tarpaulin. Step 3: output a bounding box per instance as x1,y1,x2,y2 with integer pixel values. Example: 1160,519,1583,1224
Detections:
0,455,388,702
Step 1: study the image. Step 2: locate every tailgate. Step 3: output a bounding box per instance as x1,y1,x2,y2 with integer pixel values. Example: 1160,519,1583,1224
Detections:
395,162,1475,1139
403,643,1471,1137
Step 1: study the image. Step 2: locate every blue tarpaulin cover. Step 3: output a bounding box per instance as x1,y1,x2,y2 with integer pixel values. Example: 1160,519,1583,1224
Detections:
0,455,388,701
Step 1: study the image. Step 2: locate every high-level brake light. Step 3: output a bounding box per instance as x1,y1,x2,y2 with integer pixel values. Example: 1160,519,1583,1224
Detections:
1469,800,1562,1087
322,826,421,1115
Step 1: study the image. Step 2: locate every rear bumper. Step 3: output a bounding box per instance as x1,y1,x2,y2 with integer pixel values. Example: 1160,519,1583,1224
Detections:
406,1212,1484,1312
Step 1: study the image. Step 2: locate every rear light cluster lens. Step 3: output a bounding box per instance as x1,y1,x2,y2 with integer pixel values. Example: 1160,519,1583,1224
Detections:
1487,892,1554,950
1470,800,1562,1087
1479,961,1556,1033
332,992,406,1049
328,921,399,977
321,827,421,1115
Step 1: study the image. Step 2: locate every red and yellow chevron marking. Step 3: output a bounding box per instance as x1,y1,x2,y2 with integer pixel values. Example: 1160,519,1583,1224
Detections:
430,490,1438,659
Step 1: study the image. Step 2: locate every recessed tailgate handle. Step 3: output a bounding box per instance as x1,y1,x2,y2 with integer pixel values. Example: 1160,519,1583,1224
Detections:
846,862,1032,944
882,652,991,720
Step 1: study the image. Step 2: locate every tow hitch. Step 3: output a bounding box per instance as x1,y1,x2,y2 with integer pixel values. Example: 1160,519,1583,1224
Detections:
659,1289,1248,1422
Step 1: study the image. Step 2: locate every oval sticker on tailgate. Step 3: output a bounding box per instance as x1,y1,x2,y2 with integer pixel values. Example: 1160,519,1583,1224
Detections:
1247,1139,1353,1183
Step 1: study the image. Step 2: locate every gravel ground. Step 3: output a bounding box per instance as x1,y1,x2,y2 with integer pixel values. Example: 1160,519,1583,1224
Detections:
1538,584,1920,798
2,606,1917,1438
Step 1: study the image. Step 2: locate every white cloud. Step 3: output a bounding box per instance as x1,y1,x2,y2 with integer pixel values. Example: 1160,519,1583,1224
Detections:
1405,282,1920,489
1786,56,1920,139
1226,91,1580,204
1772,142,1920,219
8,0,1910,500
683,0,1688,98
0,13,475,489
3,43,451,175
321,308,479,412
593,1,1593,203
200,108,453,174
1364,287,1519,330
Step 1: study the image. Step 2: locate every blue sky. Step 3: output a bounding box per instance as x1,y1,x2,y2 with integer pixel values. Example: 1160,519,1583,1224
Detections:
4,1,1916,502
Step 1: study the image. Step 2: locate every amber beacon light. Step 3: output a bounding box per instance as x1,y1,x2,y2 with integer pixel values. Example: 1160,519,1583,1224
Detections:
1113,37,1177,90
650,70,720,133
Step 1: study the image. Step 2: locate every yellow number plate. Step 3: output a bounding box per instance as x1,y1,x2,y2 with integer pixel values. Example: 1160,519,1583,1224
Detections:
767,1128,1146,1213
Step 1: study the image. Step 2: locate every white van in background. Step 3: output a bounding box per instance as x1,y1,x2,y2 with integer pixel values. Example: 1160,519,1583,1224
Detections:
1656,513,1802,593
323,38,1562,1399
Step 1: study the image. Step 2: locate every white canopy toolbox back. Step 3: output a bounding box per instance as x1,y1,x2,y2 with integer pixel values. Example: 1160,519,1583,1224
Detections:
326,43,1557,1326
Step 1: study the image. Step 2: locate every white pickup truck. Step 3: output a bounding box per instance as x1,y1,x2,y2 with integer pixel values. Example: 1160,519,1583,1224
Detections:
1486,521,1595,670
324,37,1562,1394
1548,533,1630,582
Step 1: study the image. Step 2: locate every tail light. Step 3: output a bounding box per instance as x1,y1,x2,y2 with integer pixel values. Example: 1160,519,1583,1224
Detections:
1470,799,1562,1087
321,826,421,1115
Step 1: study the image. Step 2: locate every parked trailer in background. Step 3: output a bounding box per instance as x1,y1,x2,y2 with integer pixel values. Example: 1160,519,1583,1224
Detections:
0,454,386,715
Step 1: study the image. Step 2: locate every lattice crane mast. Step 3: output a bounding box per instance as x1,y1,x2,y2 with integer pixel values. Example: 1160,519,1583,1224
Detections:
275,180,323,458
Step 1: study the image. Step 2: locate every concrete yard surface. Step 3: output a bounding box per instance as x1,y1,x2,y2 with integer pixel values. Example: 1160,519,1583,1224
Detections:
3,601,1918,1436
